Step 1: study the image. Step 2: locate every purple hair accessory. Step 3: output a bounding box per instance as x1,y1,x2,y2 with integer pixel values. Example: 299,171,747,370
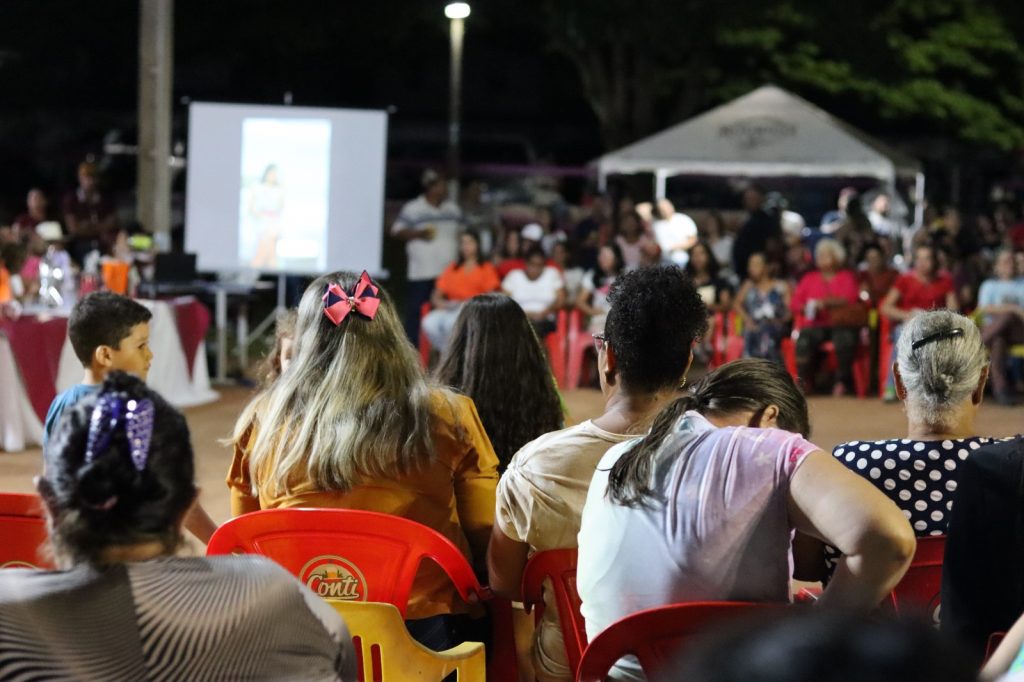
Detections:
84,392,155,472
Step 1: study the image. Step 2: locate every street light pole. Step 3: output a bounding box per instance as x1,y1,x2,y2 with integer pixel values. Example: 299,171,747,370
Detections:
445,2,470,196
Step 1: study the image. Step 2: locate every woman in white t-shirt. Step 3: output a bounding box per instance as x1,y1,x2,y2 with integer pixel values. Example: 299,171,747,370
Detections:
502,246,565,337
576,243,624,334
577,358,916,681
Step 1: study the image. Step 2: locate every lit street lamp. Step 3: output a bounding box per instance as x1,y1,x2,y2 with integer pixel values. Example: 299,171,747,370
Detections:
445,2,470,193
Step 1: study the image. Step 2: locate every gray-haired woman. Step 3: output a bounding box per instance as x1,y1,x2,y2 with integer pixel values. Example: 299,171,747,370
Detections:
831,310,1010,539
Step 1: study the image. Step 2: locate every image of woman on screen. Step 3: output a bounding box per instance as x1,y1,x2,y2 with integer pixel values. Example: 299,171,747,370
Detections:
248,163,285,269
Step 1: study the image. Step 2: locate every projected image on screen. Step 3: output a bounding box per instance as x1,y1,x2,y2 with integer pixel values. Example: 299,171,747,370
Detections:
238,118,331,271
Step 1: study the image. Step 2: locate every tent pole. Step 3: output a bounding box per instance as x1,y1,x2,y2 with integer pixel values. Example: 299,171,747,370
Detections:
598,168,608,193
655,170,668,200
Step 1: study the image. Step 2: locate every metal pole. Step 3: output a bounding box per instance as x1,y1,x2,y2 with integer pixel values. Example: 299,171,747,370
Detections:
447,16,464,192
138,0,174,251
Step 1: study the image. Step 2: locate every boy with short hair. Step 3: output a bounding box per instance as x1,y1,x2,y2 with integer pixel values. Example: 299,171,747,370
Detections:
43,292,153,445
43,292,218,542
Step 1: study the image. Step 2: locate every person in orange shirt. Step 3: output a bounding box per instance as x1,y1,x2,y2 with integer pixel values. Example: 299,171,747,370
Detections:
227,270,499,652
422,230,501,352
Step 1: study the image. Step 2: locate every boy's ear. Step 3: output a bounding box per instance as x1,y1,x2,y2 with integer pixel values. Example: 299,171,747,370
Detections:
93,344,115,369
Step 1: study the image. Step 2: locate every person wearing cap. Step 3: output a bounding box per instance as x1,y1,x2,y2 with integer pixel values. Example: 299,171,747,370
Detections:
29,221,73,306
497,223,560,279
391,170,463,343
62,161,118,265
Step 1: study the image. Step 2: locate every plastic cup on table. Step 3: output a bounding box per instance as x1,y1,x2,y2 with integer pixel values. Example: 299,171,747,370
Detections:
102,261,131,295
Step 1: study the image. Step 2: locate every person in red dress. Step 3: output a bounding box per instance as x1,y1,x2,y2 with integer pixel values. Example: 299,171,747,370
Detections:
879,244,959,400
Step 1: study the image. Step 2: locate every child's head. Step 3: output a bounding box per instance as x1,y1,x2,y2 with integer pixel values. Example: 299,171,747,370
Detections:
40,371,196,567
69,292,153,380
260,308,297,387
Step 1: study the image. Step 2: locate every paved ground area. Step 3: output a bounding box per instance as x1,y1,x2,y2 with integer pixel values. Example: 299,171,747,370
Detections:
3,386,1020,527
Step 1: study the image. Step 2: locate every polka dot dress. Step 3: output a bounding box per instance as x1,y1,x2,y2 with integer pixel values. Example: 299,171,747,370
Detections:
832,437,998,535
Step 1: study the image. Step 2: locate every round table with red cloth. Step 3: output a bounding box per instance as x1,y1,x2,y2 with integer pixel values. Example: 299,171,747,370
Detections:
1,297,217,452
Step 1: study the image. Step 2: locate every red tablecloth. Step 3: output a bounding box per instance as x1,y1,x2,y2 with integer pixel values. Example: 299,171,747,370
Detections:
6,297,211,423
0,316,69,424
171,297,211,379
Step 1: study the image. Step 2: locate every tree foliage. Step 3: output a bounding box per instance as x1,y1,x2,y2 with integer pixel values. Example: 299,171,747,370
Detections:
543,0,1024,151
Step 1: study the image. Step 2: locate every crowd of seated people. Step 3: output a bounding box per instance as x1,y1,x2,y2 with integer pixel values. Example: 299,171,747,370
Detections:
8,170,1024,680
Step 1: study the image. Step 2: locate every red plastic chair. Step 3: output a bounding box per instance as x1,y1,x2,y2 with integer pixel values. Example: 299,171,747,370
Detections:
565,309,596,389
207,508,485,616
576,602,779,682
0,492,53,570
521,548,586,675
878,314,894,398
208,508,519,682
418,302,432,368
781,317,871,397
708,311,744,369
887,534,945,622
546,310,568,389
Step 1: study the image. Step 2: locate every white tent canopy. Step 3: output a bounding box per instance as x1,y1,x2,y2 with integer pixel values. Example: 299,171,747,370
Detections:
595,85,922,193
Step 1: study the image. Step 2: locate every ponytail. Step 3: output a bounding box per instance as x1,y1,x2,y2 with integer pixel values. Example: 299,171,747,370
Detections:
607,394,700,507
605,358,810,508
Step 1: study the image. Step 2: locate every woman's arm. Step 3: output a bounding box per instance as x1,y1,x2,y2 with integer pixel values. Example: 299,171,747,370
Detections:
451,399,500,574
575,286,597,315
982,613,1024,680
733,282,753,325
486,525,531,600
879,286,909,322
945,289,960,312
184,502,219,544
226,440,262,517
788,450,916,611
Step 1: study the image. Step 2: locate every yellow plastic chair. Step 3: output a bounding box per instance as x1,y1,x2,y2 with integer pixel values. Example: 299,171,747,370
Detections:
327,600,485,681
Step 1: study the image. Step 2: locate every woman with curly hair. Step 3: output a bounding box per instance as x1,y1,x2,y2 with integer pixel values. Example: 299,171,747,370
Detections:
434,293,564,472
487,266,710,682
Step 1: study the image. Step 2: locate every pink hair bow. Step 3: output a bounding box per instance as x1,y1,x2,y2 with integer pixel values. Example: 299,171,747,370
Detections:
322,271,381,326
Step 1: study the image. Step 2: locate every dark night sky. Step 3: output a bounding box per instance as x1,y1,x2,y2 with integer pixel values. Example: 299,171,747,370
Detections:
0,0,600,214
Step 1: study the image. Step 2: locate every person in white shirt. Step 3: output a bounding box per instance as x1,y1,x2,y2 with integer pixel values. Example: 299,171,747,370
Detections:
391,169,463,342
868,192,902,238
652,199,698,267
502,247,565,337
577,359,916,681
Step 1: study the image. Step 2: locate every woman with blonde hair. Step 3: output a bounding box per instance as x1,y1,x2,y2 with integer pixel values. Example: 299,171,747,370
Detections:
227,270,499,650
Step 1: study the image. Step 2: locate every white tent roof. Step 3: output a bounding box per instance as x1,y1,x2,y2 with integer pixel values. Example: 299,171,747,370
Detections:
595,85,921,181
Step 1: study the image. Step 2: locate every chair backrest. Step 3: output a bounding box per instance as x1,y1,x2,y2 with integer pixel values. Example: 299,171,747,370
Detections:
327,600,485,681
888,534,945,622
576,602,776,682
521,548,587,674
0,493,52,569
207,508,484,617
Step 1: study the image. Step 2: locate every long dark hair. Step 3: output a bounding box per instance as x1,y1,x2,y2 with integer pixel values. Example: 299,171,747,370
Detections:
685,240,720,281
591,242,625,290
434,293,564,470
607,358,810,507
455,229,483,268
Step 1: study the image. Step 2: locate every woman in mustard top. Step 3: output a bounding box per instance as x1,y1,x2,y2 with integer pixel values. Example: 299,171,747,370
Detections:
227,270,499,649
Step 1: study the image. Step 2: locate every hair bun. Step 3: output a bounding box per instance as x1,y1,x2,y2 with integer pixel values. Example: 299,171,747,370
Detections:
927,372,954,399
75,453,135,512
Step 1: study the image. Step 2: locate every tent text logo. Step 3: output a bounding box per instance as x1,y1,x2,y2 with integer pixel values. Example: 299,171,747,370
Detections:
719,117,796,150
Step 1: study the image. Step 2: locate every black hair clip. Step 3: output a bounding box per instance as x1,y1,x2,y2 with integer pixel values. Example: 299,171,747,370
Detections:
911,327,964,351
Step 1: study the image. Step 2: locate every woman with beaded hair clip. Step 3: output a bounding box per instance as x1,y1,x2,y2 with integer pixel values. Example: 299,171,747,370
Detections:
823,310,1017,575
227,270,499,652
0,372,355,680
